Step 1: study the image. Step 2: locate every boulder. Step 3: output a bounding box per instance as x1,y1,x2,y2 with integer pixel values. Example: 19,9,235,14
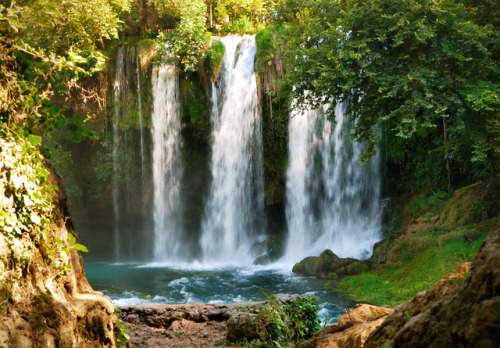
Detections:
226,312,260,342
252,234,286,265
298,304,393,348
292,249,369,278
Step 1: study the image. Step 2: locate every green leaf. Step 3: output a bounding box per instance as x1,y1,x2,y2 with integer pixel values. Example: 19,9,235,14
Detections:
74,244,88,252
27,134,42,146
67,232,76,244
30,214,41,224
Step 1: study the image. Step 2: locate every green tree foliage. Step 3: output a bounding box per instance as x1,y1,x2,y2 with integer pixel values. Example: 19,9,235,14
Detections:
1,0,131,134
214,0,279,23
155,0,210,72
277,0,499,189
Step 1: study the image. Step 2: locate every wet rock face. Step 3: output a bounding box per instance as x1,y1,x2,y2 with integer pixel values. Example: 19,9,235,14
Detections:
365,231,500,348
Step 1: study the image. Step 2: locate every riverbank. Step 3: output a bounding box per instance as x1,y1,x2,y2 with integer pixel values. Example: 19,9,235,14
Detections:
337,181,499,306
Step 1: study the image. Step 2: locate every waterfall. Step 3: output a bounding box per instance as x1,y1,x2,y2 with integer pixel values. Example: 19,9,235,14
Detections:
136,46,146,182
112,46,125,261
200,35,265,264
151,63,183,262
284,104,381,263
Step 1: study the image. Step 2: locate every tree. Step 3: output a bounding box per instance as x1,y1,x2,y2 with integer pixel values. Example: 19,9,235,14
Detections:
155,0,210,72
278,0,499,188
1,0,131,135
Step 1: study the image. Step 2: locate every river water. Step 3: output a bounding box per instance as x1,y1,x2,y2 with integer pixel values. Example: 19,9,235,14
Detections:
85,261,354,324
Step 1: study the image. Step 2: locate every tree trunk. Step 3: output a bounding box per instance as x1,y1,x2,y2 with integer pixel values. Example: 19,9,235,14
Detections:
210,3,213,27
443,115,451,191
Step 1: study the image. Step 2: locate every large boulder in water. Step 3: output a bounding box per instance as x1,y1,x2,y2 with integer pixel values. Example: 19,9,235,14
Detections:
292,249,370,278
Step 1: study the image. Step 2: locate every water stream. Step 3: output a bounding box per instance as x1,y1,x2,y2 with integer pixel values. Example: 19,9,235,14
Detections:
151,63,183,261
284,104,381,263
200,35,265,265
112,46,124,261
85,39,380,324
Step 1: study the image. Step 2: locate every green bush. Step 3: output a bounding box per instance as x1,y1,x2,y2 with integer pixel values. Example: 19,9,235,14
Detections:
207,39,225,80
255,25,275,72
253,295,321,346
222,15,256,34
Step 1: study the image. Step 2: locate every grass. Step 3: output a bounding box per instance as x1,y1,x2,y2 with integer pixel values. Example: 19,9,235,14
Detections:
337,183,499,306
221,15,256,34
338,230,487,306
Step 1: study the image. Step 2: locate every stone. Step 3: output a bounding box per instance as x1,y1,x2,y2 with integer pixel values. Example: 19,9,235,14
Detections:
320,249,339,260
292,249,366,278
253,254,271,265
226,312,260,342
119,294,314,347
298,304,393,348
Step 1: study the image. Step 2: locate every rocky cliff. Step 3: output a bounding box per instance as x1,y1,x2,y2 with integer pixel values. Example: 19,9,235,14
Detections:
0,134,119,347
365,231,499,348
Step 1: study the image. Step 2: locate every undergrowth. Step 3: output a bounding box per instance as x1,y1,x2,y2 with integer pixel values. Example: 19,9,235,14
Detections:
244,293,321,347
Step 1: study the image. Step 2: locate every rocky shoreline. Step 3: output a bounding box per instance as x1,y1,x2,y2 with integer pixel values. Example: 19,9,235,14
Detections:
120,302,259,347
119,294,302,347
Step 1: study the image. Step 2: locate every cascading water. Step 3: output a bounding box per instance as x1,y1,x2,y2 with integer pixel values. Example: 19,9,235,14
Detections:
200,35,265,264
112,46,125,261
151,62,183,262
86,40,373,325
284,104,381,263
136,46,146,182
110,46,151,262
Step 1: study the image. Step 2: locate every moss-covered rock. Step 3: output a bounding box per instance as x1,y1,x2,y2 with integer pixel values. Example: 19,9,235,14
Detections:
252,234,286,264
226,294,321,346
338,181,500,306
292,249,369,278
365,233,500,348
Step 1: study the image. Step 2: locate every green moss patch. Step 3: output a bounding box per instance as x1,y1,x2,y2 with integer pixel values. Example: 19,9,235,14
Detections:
207,39,225,82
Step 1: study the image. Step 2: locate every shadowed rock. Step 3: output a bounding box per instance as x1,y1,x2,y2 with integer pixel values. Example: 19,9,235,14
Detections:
364,231,500,348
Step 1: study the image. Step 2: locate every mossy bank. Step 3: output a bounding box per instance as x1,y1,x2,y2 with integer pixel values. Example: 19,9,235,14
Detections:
337,181,500,306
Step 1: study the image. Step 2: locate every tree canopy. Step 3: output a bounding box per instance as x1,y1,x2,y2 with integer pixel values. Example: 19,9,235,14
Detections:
1,0,131,136
276,0,499,188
